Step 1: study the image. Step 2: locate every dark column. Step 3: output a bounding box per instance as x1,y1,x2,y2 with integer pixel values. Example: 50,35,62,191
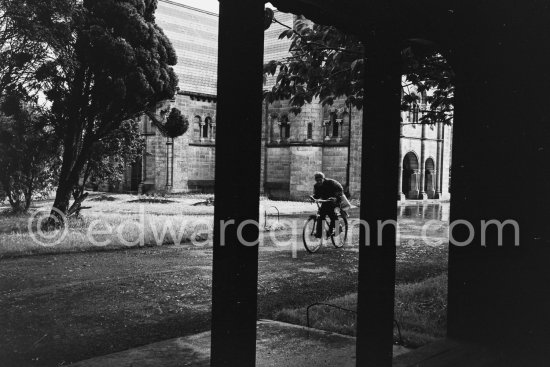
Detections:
210,1,265,366
356,30,401,367
446,4,550,358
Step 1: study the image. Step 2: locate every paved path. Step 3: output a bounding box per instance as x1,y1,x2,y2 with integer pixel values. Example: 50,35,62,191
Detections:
0,243,362,366
69,320,410,367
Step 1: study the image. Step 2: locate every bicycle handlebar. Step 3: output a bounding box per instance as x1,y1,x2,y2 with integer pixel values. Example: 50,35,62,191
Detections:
309,195,335,203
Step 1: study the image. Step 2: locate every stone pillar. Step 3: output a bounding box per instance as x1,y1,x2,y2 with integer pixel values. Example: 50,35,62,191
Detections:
397,123,405,201
165,137,173,191
139,138,147,194
412,169,420,198
439,123,446,197
336,118,343,142
435,122,442,198
323,120,330,140
199,122,204,142
419,124,427,200
428,169,436,198
210,1,264,365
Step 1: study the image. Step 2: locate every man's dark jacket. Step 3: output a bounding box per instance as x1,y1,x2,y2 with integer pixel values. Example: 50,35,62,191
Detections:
313,178,344,202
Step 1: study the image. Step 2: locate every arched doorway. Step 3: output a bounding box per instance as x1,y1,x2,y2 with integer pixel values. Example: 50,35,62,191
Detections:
402,151,419,199
130,157,142,193
425,157,435,198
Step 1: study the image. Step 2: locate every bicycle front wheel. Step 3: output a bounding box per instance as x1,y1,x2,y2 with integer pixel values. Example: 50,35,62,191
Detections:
303,216,322,253
331,215,348,248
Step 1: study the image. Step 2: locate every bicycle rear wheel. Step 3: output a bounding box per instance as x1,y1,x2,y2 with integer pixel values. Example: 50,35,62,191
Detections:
303,216,323,253
331,215,348,248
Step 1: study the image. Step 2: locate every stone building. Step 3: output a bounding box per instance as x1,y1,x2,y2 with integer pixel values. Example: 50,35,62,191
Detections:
121,1,452,201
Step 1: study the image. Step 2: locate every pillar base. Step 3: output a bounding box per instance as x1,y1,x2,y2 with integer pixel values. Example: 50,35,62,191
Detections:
398,192,406,201
419,192,428,200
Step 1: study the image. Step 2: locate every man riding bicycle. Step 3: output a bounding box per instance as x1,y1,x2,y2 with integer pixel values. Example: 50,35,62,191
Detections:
312,172,344,238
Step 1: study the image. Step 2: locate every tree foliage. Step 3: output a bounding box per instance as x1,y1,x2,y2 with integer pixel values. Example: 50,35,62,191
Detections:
0,0,74,98
401,46,454,124
0,95,61,212
39,0,179,216
85,120,145,190
66,119,145,217
164,107,189,138
264,15,454,124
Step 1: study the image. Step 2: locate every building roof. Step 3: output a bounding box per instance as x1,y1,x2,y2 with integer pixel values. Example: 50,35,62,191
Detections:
156,0,219,96
156,1,295,97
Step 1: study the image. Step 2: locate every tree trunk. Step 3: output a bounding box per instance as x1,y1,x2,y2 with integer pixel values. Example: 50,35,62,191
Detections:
51,179,73,216
24,172,35,212
50,147,89,222
24,188,32,211
5,180,23,213
50,64,88,221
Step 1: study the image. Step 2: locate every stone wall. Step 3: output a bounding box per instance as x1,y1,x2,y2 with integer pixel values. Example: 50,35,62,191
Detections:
322,146,348,188
289,146,322,200
116,5,454,201
265,147,291,199
121,92,217,194
120,89,453,202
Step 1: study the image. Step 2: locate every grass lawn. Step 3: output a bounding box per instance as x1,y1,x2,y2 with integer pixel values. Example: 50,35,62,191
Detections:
0,196,448,366
0,193,323,258
274,274,447,348
271,212,449,348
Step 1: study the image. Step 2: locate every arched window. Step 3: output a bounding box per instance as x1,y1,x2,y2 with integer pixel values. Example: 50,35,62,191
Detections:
409,103,419,124
424,157,435,193
204,116,212,139
330,112,338,137
402,151,420,199
280,114,290,139
307,122,313,140
194,115,202,139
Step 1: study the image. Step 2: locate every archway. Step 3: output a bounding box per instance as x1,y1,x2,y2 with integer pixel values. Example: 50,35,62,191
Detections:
425,157,435,198
402,151,419,199
130,157,142,193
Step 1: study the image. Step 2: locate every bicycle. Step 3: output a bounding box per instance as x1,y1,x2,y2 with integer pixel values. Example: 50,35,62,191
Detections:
302,195,348,253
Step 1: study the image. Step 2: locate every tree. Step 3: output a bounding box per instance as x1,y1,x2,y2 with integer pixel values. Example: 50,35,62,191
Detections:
164,107,189,139
0,0,74,98
66,119,145,217
0,94,61,212
42,0,179,220
263,15,454,124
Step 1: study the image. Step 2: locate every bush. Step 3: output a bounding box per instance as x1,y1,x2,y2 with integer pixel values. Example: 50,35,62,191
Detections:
0,97,60,212
164,108,189,138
